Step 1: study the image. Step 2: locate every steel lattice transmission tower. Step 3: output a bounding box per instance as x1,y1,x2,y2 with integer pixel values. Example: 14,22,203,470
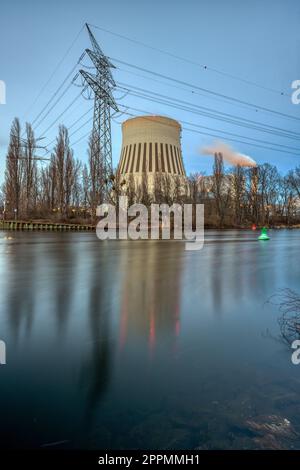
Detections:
80,23,119,205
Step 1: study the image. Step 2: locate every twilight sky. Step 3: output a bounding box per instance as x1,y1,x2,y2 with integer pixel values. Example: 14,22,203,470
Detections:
0,0,300,181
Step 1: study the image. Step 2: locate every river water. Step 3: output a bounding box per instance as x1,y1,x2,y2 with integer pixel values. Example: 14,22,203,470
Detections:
0,229,300,449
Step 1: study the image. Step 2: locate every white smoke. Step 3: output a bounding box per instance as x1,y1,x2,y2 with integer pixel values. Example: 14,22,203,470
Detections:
201,141,257,167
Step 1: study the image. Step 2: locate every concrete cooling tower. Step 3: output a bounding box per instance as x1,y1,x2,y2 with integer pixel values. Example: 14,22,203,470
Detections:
117,115,186,191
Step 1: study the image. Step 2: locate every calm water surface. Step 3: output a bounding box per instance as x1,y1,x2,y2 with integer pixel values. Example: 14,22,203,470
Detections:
0,229,300,449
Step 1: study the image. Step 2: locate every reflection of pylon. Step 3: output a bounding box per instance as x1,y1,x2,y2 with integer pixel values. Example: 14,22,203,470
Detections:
80,24,119,204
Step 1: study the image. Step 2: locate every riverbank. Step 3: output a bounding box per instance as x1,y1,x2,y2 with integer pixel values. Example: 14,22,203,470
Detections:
2,219,300,232
0,220,95,231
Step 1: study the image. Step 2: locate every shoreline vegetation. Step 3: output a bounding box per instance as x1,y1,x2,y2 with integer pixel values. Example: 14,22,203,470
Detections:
2,119,300,231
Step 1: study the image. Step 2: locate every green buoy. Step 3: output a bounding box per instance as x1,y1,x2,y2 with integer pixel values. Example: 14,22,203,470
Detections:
258,227,270,240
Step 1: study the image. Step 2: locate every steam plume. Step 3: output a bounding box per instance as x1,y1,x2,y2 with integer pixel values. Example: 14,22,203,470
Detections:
201,141,257,167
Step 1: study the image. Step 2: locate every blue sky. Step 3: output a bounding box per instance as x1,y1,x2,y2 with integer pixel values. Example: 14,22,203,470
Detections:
0,0,300,181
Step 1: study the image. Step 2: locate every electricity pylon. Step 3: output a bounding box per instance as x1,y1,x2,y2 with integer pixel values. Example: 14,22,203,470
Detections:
8,136,50,161
79,23,119,206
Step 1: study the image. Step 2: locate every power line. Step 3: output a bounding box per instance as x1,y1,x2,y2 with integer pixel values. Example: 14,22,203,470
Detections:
118,103,300,153
117,107,300,157
41,81,129,154
88,23,288,97
69,110,121,148
42,79,300,158
42,106,93,154
183,126,300,156
22,24,85,121
32,61,81,129
40,90,85,136
69,114,93,138
117,82,300,137
111,57,300,122
70,129,91,147
43,90,300,158
27,23,299,163
52,104,300,159
116,83,300,141
116,65,257,113
177,118,300,153
68,106,93,130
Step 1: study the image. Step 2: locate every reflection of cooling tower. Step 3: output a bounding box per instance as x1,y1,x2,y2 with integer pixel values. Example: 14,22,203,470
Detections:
118,115,186,189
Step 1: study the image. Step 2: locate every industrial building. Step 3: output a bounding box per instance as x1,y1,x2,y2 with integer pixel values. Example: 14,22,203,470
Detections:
117,115,186,191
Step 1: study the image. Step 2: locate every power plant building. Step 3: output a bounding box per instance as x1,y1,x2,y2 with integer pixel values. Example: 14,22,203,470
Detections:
117,115,186,190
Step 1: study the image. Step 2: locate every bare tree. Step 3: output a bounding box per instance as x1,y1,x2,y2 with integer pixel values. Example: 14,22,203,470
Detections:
50,125,79,217
162,173,173,206
246,167,259,225
187,172,210,206
232,165,245,226
138,173,151,207
288,166,300,201
4,118,23,218
211,153,231,227
258,163,279,225
22,123,38,217
153,171,164,204
126,174,136,206
82,163,90,211
39,165,52,214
